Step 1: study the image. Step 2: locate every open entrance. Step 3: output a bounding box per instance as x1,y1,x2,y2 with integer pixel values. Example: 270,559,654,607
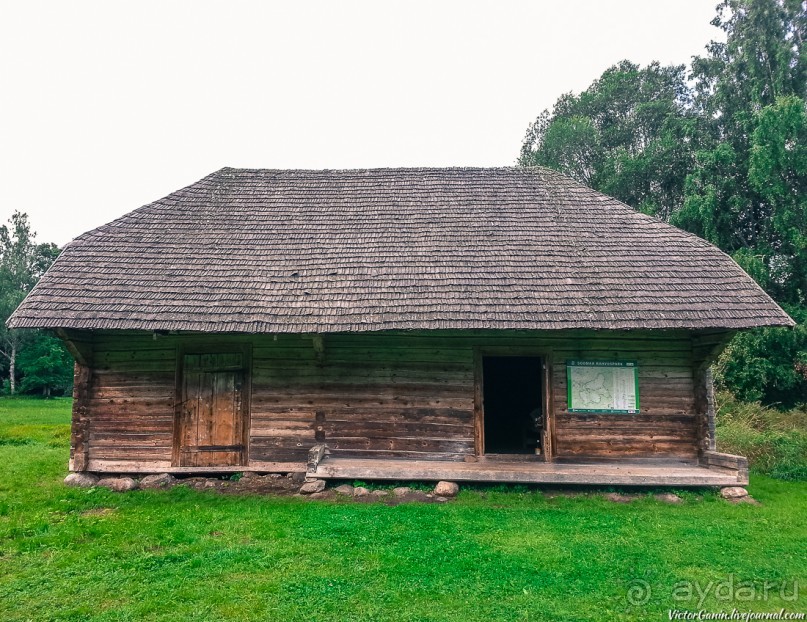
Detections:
482,356,543,454
177,351,249,467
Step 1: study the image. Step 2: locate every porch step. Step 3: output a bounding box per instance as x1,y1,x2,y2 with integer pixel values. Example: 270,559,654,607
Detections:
313,457,744,487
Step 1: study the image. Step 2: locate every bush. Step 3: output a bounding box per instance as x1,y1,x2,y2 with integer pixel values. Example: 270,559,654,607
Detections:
715,391,807,481
715,304,807,407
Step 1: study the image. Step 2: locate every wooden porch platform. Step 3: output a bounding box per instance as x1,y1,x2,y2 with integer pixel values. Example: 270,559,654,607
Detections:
312,455,747,487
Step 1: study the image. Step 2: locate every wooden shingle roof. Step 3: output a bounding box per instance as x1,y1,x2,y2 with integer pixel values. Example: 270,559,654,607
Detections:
9,166,794,333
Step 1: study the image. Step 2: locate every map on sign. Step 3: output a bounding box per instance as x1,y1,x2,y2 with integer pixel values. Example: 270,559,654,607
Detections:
567,361,639,413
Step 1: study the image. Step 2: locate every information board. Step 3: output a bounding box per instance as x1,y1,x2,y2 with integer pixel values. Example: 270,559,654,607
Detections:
567,360,639,414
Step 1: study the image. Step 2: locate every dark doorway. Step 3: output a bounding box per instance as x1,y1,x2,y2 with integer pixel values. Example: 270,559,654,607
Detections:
483,356,543,454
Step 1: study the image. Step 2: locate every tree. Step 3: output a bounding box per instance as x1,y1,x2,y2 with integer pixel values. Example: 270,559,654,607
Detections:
518,0,807,406
519,60,697,219
0,211,61,394
675,0,806,304
17,332,74,397
749,95,807,303
716,304,807,406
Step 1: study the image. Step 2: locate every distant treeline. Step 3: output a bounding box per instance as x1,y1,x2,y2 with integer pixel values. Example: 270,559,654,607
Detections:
0,212,73,396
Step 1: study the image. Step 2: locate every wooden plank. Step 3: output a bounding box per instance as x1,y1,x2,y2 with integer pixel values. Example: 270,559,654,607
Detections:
89,447,173,460
321,421,472,438
250,382,473,399
90,432,173,444
248,447,310,462
699,450,749,484
313,457,743,486
85,459,305,473
252,409,473,425
324,437,473,454
250,392,472,410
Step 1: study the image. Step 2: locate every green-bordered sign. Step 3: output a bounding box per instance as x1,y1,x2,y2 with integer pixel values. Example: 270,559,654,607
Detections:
567,360,639,414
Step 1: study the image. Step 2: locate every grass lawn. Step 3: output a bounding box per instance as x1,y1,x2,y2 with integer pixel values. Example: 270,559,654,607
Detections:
0,397,805,621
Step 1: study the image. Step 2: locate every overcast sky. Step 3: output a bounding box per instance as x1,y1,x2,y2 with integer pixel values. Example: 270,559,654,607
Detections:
1,1,723,246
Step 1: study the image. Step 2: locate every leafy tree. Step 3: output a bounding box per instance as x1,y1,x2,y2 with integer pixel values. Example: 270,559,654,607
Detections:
519,0,807,406
519,60,697,219
17,333,74,397
521,112,601,186
674,0,806,304
716,305,807,406
749,95,807,303
0,211,64,394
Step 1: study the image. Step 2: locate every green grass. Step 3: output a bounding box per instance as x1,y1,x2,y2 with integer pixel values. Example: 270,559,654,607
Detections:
715,391,807,480
1,397,805,621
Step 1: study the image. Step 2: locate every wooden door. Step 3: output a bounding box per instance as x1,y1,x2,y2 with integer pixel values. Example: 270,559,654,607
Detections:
179,352,247,467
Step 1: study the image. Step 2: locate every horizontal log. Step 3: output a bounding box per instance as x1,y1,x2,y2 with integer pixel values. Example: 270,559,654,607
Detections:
252,368,473,384
84,458,306,473
328,449,470,461
250,427,315,439
86,401,174,415
321,350,471,364
90,386,175,400
91,370,176,383
250,410,317,423
325,437,472,454
89,447,173,460
557,431,697,443
248,447,309,462
323,412,474,428
557,413,697,425
555,441,698,457
699,450,748,470
91,429,175,440
86,459,172,472
322,421,473,440
249,436,315,449
251,393,473,410
555,432,696,444
250,410,474,429
252,384,473,403
89,414,175,423
252,369,473,389
89,433,173,444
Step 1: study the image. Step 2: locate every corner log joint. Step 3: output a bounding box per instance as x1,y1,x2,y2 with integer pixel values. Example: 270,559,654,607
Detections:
307,444,329,474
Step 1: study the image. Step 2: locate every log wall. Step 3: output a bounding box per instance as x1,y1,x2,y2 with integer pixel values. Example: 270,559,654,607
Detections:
60,329,727,473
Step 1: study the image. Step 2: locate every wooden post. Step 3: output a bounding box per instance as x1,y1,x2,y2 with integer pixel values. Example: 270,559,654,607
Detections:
473,351,484,456
692,331,734,455
542,358,554,462
694,365,717,453
312,334,325,365
70,362,92,472
705,367,716,452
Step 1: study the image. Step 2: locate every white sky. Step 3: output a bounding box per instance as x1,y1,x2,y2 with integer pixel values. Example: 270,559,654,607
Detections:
1,1,723,247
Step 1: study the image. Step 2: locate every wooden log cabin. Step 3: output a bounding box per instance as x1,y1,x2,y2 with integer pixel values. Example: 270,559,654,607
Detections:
9,167,794,486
